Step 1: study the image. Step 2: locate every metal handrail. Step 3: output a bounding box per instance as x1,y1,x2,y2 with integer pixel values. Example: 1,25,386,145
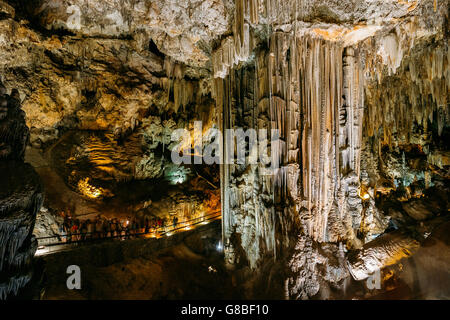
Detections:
36,210,221,247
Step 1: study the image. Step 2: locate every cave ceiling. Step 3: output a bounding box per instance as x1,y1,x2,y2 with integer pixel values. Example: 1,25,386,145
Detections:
0,0,446,139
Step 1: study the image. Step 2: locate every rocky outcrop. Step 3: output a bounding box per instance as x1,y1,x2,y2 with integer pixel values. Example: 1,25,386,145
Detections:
287,237,349,300
347,231,420,281
0,80,43,299
0,0,217,149
0,82,29,161
12,0,230,67
0,0,221,230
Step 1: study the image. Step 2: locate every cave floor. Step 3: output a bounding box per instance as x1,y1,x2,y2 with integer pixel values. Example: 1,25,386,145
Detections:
41,243,240,300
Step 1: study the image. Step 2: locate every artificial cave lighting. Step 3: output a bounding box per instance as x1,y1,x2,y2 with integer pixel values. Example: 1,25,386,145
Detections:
77,177,104,199
358,188,371,201
165,166,189,185
172,174,186,185
0,0,448,303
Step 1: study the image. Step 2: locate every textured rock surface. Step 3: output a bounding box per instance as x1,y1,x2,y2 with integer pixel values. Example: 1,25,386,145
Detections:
33,207,63,239
0,81,29,160
0,0,448,300
14,0,230,67
0,0,217,148
287,237,349,299
0,0,221,231
0,80,42,299
347,231,420,281
213,0,449,299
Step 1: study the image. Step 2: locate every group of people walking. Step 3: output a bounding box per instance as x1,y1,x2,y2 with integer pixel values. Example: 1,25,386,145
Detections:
58,214,180,243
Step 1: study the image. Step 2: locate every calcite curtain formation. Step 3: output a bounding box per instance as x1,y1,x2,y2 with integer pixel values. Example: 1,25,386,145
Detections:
213,0,449,273
216,32,365,268
0,0,447,300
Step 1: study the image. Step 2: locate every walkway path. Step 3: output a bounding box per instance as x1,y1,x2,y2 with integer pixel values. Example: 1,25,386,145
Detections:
35,211,221,256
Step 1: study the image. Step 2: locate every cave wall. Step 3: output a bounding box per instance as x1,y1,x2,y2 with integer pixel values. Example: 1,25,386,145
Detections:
213,0,449,299
0,0,221,227
0,0,448,300
0,0,217,148
215,33,366,268
0,80,43,299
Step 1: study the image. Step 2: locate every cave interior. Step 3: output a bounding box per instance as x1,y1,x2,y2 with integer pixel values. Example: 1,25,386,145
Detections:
0,0,449,300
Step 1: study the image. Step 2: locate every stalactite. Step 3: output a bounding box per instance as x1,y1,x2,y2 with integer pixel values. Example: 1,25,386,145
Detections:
216,23,374,266
212,1,448,301
363,40,449,149
212,18,252,79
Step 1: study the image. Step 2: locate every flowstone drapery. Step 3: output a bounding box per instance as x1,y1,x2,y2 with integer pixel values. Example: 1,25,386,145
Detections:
0,80,42,299
213,0,448,299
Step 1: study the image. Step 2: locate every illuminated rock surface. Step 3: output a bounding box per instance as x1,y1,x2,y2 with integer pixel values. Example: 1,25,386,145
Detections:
212,0,449,299
0,0,448,299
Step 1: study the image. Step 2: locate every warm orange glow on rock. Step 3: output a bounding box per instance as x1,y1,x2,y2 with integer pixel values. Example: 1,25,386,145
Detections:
77,177,104,199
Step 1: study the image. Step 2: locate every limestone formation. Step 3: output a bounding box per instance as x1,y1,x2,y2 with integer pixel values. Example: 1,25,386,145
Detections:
0,80,42,299
0,0,447,299
212,0,448,298
347,231,420,281
0,81,29,161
